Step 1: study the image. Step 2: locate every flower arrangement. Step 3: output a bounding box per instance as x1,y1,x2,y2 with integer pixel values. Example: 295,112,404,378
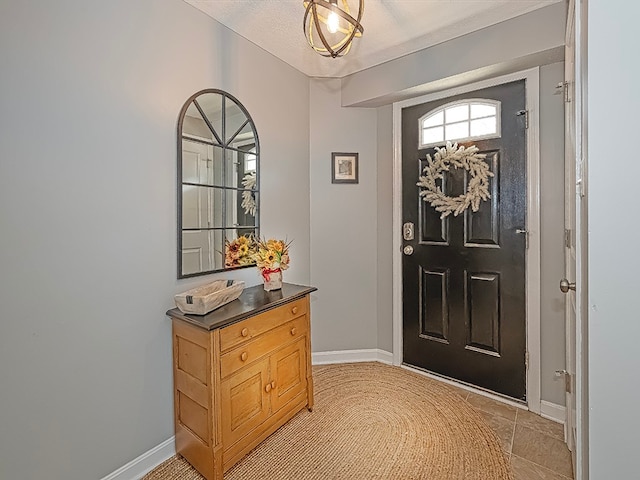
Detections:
224,234,257,268
223,235,291,290
254,238,291,290
255,238,290,273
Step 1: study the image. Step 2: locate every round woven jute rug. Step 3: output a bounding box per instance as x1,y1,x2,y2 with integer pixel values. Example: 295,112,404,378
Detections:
145,362,513,480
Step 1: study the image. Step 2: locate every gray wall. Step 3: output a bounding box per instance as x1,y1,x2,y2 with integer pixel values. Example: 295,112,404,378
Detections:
376,105,394,353
0,1,310,479
588,1,640,476
307,84,395,355
309,78,379,352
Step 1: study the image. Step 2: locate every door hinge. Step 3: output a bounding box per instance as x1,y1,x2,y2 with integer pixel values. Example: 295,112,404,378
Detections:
516,228,529,249
565,229,572,248
555,81,571,103
555,369,572,393
525,351,529,370
516,110,529,129
577,158,585,198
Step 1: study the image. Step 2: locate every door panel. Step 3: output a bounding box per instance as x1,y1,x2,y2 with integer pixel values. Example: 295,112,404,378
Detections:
270,337,307,413
220,358,270,447
402,81,527,400
420,268,449,342
466,272,500,356
181,141,218,275
464,151,500,246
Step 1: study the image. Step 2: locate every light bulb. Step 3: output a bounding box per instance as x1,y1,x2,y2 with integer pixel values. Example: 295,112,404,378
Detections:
327,10,339,34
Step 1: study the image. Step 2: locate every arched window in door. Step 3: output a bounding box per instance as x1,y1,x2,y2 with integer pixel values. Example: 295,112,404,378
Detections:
419,99,501,148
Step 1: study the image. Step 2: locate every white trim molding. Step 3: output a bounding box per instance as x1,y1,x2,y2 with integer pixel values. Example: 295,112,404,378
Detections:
312,349,393,365
100,436,176,480
540,399,567,425
392,68,542,414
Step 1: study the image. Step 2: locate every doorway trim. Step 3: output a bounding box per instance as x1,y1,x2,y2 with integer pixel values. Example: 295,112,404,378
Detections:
392,67,542,413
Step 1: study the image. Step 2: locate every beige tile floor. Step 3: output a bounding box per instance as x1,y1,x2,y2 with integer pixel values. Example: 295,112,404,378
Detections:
449,386,573,479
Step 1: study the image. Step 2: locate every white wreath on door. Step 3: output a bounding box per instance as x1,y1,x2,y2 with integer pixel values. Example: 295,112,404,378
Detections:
416,142,494,219
241,172,257,216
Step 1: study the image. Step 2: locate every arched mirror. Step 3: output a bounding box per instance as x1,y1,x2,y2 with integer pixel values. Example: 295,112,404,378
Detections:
177,89,260,278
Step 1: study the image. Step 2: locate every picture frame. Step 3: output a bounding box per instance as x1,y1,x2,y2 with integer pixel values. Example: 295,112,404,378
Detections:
331,152,359,184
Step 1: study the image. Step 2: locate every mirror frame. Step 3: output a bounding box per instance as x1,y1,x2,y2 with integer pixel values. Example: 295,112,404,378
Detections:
177,88,260,279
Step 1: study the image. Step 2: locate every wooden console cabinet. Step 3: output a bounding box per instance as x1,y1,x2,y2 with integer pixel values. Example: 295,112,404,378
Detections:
166,283,316,480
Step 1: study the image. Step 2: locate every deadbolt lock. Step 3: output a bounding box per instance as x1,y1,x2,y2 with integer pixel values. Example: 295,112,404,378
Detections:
403,222,414,241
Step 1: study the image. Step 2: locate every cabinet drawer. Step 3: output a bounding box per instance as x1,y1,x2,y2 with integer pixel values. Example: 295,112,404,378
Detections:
219,298,307,352
220,316,307,379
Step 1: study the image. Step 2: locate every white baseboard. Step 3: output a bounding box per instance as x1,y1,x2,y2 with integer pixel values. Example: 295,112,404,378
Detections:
101,436,175,480
312,349,393,365
540,399,566,425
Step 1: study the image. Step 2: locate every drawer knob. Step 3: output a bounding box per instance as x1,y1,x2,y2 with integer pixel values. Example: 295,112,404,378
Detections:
241,328,249,337
291,306,298,315
240,352,248,362
290,327,297,336
265,383,272,393
271,380,276,389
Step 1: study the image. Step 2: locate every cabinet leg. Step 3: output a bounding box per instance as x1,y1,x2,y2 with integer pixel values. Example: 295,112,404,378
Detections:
306,374,314,411
213,446,224,480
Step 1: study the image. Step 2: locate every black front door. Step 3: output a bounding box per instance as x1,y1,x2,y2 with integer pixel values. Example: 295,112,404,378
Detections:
402,80,527,400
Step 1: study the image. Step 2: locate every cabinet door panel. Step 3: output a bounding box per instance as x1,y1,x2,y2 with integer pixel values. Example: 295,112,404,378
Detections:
221,359,270,447
270,337,307,413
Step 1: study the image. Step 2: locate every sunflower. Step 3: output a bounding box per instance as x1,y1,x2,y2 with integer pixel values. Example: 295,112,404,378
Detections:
252,238,291,271
224,235,257,267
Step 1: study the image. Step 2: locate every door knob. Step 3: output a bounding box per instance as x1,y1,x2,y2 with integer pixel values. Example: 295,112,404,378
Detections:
403,245,414,255
559,278,576,293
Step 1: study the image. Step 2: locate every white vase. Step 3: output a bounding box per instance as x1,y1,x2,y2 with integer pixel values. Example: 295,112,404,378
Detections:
263,269,283,291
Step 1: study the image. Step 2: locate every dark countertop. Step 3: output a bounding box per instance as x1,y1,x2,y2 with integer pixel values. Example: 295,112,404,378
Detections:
166,282,317,331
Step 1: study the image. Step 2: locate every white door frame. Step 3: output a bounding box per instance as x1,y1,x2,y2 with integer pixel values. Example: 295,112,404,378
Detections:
392,67,542,413
573,0,588,477
564,0,578,464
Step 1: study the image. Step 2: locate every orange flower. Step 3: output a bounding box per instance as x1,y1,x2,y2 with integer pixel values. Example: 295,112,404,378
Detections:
253,238,292,271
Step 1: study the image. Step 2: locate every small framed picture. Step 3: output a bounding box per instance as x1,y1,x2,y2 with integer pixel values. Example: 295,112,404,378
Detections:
331,152,359,184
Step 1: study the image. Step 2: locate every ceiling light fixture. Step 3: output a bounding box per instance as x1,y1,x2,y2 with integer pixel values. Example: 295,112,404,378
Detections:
303,0,364,58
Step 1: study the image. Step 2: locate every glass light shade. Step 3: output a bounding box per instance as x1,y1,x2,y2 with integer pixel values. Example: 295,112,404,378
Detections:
303,0,364,58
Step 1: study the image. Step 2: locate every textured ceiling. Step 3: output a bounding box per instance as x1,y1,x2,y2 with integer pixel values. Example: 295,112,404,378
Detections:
183,0,562,78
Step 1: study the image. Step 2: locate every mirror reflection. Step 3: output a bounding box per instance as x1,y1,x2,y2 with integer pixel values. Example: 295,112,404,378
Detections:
178,90,259,278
